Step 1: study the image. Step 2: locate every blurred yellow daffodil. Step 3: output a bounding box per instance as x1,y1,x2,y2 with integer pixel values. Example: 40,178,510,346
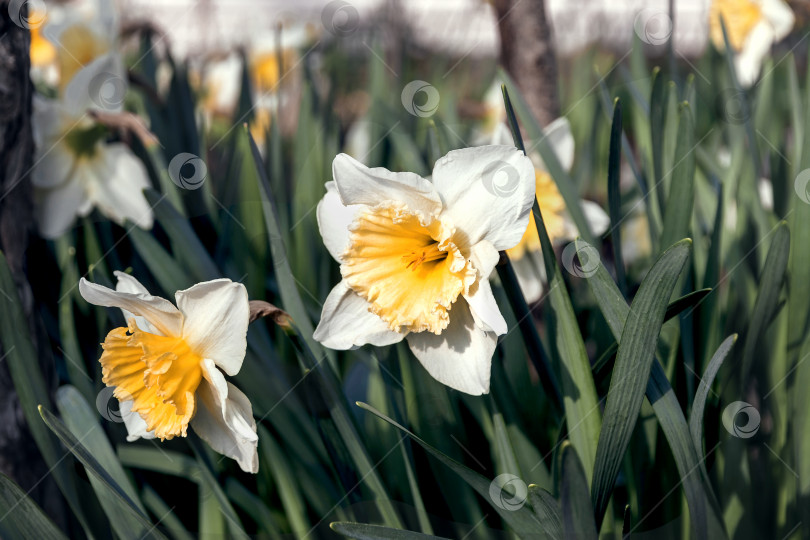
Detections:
491,120,609,303
709,0,794,86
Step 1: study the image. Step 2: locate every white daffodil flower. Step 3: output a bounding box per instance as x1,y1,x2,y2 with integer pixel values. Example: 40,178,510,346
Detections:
79,272,259,473
709,0,794,87
492,120,609,303
32,54,153,238
313,147,536,395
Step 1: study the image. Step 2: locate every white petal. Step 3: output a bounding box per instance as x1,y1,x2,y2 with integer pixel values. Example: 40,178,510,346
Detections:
432,145,535,251
113,271,159,334
762,0,794,41
511,250,547,304
463,278,507,334
489,122,515,146
313,280,405,349
736,23,775,87
332,153,442,220
192,360,258,473
469,240,500,279
581,200,610,236
35,173,87,239
406,298,495,395
32,140,75,189
535,116,575,172
86,144,154,229
120,399,155,442
64,52,127,115
175,279,250,376
317,181,365,263
758,178,774,210
79,278,183,337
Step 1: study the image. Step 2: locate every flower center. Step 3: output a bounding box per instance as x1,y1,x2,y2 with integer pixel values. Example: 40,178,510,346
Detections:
99,320,203,440
64,124,107,159
342,205,475,334
507,169,568,260
402,242,448,270
710,0,763,51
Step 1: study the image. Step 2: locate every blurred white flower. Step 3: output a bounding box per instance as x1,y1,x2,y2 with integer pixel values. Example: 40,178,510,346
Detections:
314,147,536,395
40,0,119,92
80,272,259,473
492,119,609,303
32,56,153,238
709,0,794,86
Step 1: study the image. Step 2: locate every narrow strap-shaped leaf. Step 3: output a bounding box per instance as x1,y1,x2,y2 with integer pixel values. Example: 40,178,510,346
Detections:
38,406,168,539
55,386,151,540
0,474,67,540
590,239,691,525
578,240,722,539
527,485,563,540
607,98,627,296
499,86,564,411
559,442,597,540
143,189,221,283
357,402,547,537
247,127,322,357
187,436,250,540
330,522,450,539
659,104,695,252
740,222,790,381
689,335,738,463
